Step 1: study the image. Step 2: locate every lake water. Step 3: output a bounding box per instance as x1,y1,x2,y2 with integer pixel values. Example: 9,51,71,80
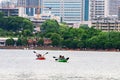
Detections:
0,49,120,80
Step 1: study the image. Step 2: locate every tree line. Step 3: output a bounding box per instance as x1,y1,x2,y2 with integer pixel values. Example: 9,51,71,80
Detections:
0,12,120,50
40,20,120,50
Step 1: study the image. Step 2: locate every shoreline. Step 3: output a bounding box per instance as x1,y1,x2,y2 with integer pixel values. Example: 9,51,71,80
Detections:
0,46,119,52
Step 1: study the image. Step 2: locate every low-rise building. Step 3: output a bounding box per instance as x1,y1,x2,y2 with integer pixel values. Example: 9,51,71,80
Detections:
91,17,120,32
0,38,18,46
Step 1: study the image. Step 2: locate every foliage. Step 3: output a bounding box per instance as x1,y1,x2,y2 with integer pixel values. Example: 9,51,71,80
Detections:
0,16,120,50
6,38,15,46
22,29,33,37
37,38,44,46
16,38,23,46
0,12,4,18
41,19,60,33
79,24,89,30
0,16,34,32
21,37,28,46
50,33,61,46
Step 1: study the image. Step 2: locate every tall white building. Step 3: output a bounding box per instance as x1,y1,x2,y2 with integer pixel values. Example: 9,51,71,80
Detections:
107,0,120,16
0,0,17,8
89,0,105,20
89,0,120,20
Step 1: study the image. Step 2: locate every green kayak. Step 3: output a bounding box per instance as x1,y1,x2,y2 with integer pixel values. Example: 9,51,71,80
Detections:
54,57,69,62
58,59,67,62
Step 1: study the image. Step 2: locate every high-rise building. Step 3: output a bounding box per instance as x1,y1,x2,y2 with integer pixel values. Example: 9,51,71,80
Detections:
89,0,105,20
17,0,26,7
107,0,120,16
0,0,17,8
90,0,120,31
17,0,40,7
84,0,89,21
43,0,84,23
17,0,43,16
17,0,90,23
89,0,120,20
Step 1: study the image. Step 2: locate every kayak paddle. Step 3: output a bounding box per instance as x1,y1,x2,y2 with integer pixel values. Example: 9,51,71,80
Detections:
43,52,48,56
33,51,36,53
53,56,56,58
33,51,38,55
66,57,69,60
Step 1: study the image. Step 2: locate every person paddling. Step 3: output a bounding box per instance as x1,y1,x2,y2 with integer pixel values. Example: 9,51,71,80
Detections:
33,51,48,58
36,54,42,58
53,55,69,61
59,55,65,60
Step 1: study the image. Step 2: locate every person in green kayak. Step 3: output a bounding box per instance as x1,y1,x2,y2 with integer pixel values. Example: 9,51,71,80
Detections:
53,55,69,61
59,55,65,60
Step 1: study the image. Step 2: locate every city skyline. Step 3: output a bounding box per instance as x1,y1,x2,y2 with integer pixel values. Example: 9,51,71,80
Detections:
1,0,120,22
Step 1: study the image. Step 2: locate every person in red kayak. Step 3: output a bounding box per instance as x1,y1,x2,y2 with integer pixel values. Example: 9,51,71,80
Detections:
33,51,48,58
33,51,42,58
36,54,42,58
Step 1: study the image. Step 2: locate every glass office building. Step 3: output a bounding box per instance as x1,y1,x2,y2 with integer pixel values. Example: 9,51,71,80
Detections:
84,0,89,21
17,0,90,23
43,0,84,23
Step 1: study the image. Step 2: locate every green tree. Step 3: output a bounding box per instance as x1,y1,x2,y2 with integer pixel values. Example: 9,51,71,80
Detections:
51,39,60,47
1,16,34,32
22,29,33,37
22,19,34,32
41,19,60,33
16,38,23,46
62,31,73,40
62,39,72,48
0,12,4,18
37,38,44,46
0,12,4,28
69,39,79,49
6,38,15,46
21,37,28,46
115,41,120,49
77,41,85,49
87,36,99,49
79,24,89,30
104,42,113,49
50,33,61,46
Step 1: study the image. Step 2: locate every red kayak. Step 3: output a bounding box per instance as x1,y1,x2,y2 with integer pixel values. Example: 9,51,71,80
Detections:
36,57,46,60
